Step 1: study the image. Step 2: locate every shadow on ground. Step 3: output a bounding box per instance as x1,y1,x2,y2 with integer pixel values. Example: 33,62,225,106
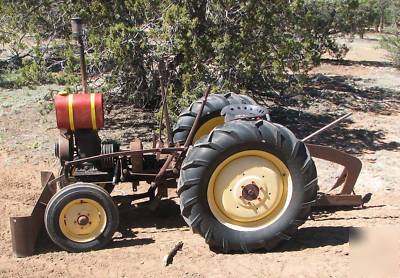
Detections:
276,226,352,252
270,107,399,154
304,74,399,113
321,58,393,68
102,107,158,144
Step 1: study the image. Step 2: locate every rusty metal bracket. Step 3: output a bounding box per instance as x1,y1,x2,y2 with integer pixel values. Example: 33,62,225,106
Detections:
307,144,362,194
307,144,371,208
10,171,57,257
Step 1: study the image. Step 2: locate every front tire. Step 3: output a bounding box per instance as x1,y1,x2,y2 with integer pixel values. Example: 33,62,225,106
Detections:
178,120,317,252
45,183,119,252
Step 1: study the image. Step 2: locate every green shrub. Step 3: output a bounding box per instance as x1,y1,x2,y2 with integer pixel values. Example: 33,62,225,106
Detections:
381,35,400,68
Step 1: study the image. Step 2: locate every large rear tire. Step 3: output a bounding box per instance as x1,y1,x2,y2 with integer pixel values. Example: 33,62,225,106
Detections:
172,92,256,144
178,120,318,252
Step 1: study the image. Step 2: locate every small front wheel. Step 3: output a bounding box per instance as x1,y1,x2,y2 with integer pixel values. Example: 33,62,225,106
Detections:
45,183,119,252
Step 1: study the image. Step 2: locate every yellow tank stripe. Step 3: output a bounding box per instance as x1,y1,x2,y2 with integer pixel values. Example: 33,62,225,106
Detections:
68,94,75,131
90,93,97,130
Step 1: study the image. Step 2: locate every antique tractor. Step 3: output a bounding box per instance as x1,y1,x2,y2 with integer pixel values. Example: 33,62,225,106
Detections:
10,18,371,257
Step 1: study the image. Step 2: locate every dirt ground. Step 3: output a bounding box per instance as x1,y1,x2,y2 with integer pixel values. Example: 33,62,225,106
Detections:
0,33,399,277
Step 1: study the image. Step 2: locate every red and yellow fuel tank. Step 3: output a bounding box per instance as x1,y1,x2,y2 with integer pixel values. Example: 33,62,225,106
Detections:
55,92,104,130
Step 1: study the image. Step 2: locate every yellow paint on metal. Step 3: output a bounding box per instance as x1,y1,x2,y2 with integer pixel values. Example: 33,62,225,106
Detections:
90,93,97,130
207,150,292,230
193,116,225,143
59,198,107,242
67,94,75,131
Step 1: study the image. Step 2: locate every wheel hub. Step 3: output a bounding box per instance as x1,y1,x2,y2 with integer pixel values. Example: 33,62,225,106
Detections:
232,175,269,209
241,183,260,201
77,215,90,226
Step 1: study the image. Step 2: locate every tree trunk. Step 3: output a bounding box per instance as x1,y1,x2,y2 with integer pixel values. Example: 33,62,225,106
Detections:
378,14,384,33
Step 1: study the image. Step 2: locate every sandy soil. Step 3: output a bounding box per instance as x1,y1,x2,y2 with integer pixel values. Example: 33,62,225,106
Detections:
0,33,399,277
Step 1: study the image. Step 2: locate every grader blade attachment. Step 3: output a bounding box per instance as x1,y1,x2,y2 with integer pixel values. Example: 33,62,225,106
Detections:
307,144,371,209
10,171,57,257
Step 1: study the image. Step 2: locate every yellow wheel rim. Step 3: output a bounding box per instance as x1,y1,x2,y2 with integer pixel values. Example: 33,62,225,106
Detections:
207,150,292,231
193,116,225,143
59,198,107,242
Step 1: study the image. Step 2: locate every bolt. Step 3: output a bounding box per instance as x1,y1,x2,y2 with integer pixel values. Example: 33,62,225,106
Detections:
241,185,244,189
251,181,255,184
282,173,286,177
89,222,92,225
242,173,245,176
257,197,261,201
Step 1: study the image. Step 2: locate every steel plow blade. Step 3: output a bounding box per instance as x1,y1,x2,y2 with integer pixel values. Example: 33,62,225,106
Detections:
10,171,57,257
307,144,372,209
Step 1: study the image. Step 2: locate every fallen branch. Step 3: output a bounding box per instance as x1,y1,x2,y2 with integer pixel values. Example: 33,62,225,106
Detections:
163,241,183,266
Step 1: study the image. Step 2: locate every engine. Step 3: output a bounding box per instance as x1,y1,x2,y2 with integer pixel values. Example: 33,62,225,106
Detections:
54,92,119,173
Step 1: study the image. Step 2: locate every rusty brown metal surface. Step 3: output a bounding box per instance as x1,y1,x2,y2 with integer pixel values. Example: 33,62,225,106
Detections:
63,146,184,181
302,113,352,142
71,18,88,93
172,86,211,173
183,85,211,149
155,140,165,161
148,86,212,210
307,144,370,209
160,77,173,146
58,133,73,162
10,172,57,257
307,144,362,194
314,194,364,207
130,139,143,171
